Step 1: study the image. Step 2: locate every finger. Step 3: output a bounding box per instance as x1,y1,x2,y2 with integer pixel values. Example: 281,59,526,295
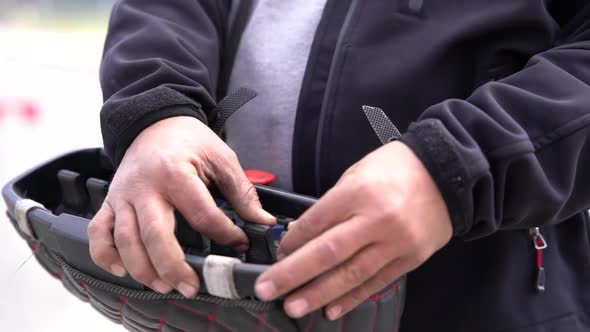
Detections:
255,217,372,301
113,201,172,294
88,202,126,277
169,172,249,248
277,186,354,257
134,195,200,298
324,259,412,321
211,150,276,225
282,243,391,318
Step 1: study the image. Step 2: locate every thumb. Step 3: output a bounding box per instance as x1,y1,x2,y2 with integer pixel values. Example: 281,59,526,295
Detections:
212,153,276,226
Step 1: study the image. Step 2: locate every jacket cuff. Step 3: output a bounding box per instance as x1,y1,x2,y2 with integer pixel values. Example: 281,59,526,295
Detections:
399,119,470,236
100,86,207,166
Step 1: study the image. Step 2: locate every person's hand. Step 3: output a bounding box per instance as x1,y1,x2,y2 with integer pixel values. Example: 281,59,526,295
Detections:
254,141,452,320
88,116,276,297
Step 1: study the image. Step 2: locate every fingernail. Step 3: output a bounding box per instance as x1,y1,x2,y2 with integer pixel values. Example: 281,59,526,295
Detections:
255,280,276,300
262,210,276,224
110,264,127,277
275,251,285,261
286,298,309,318
151,280,172,294
286,220,298,231
177,282,197,298
327,305,342,320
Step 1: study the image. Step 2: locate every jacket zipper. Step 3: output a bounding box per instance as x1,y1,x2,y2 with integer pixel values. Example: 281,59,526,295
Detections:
529,227,547,292
314,0,360,194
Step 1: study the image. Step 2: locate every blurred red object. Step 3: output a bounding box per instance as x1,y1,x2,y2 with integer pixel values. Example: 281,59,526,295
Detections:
20,101,41,123
244,169,276,185
0,98,41,124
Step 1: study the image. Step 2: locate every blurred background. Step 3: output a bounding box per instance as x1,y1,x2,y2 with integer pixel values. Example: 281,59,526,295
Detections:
0,1,125,331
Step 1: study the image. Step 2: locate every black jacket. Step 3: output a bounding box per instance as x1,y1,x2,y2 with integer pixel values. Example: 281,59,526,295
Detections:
99,1,590,331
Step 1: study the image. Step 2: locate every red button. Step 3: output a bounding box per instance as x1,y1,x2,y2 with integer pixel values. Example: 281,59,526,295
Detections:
244,169,275,185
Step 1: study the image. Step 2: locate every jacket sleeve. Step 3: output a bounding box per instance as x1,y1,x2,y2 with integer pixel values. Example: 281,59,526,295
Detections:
400,4,590,239
99,0,230,165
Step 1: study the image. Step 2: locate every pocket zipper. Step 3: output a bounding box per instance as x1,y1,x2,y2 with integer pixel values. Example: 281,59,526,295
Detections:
529,227,547,292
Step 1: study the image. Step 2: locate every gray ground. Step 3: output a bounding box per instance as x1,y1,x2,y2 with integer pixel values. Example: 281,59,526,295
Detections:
0,24,125,332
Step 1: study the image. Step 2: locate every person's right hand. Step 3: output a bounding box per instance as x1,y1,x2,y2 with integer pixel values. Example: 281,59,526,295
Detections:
88,116,276,298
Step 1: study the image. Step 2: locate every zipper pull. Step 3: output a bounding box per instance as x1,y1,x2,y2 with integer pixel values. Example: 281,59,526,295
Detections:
529,227,547,292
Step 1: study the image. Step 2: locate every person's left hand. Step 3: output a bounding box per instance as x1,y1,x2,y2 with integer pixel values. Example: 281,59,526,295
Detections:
254,141,453,320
